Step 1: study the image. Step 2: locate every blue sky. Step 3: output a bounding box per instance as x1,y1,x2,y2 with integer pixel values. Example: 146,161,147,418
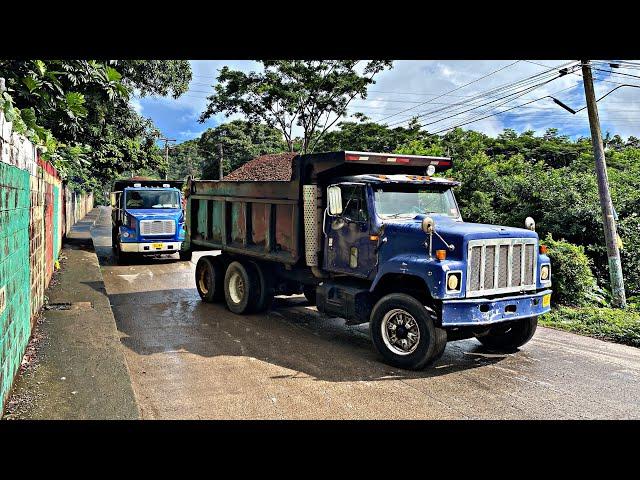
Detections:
132,60,640,146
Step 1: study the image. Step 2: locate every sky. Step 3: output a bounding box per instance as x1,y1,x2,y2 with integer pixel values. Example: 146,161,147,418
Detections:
132,60,640,146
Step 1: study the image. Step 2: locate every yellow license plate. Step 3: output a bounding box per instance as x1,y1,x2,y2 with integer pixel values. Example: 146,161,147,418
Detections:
152,243,163,250
542,294,551,308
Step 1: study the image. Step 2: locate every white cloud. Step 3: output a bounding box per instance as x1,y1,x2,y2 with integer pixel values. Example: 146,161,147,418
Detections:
130,97,143,114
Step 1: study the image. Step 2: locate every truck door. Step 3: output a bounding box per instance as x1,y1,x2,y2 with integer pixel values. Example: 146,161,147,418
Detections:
325,184,375,278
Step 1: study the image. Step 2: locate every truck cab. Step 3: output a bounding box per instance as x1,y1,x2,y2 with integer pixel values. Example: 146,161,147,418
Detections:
320,173,551,345
110,179,190,263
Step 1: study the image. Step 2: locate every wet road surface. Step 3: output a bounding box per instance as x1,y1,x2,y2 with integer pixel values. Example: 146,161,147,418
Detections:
92,207,640,419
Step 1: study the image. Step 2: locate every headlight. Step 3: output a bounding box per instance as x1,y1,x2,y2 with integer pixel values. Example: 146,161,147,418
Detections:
540,264,550,281
446,272,461,291
122,231,130,238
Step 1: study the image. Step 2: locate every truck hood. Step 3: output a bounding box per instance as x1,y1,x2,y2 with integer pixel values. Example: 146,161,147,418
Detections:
126,209,183,222
379,214,537,259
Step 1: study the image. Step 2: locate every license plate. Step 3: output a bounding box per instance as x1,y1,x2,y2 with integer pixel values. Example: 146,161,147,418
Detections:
152,243,163,250
542,294,551,308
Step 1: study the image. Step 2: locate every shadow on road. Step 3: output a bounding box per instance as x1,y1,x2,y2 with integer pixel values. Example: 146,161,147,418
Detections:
106,287,510,383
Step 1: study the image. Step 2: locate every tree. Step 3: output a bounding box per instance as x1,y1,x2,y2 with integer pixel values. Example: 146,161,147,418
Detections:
166,139,206,180
115,60,191,98
198,120,286,178
199,60,392,153
313,119,427,153
0,60,192,193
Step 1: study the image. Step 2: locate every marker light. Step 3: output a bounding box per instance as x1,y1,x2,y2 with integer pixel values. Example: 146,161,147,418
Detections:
435,249,447,261
539,244,548,254
426,165,436,176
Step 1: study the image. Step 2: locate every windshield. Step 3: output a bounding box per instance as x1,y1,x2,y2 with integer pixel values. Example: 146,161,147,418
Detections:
374,187,460,219
126,190,180,209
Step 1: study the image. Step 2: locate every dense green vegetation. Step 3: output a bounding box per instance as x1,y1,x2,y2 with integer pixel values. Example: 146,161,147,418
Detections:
0,60,191,193
540,306,640,347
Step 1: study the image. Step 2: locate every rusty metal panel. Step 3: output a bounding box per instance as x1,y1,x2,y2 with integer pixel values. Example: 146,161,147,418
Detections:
275,204,294,254
196,198,208,239
251,203,268,248
210,200,223,244
230,201,245,245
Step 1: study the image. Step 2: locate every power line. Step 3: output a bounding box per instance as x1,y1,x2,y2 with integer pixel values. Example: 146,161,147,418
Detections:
376,60,523,124
405,75,564,130
385,61,579,128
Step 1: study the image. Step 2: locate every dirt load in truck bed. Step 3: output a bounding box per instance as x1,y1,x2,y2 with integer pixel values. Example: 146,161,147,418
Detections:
224,152,298,181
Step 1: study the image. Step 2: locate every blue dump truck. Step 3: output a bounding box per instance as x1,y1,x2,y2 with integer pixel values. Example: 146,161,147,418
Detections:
110,179,191,264
184,151,552,369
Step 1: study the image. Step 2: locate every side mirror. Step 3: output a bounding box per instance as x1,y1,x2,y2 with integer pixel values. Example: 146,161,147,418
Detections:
110,193,117,208
525,216,536,231
327,185,343,216
422,216,435,234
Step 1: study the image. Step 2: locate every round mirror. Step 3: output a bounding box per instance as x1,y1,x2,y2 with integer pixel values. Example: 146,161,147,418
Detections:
525,216,536,231
422,216,435,234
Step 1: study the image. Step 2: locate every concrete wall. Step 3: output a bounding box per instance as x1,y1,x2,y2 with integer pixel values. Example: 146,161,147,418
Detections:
0,106,94,413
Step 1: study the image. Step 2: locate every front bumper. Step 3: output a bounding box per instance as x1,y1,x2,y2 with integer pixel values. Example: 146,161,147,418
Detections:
441,289,552,327
120,241,182,253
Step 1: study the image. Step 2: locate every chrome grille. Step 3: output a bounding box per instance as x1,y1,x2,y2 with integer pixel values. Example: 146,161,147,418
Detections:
140,219,176,236
466,238,537,298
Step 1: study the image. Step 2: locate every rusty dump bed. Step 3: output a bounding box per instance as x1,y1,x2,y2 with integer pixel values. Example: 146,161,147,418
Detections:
186,151,451,265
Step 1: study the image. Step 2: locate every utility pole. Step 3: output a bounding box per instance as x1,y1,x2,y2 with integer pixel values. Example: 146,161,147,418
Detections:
159,137,176,180
581,60,627,308
218,143,224,180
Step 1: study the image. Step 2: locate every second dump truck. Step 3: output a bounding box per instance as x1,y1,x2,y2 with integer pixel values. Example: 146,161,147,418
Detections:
183,151,552,369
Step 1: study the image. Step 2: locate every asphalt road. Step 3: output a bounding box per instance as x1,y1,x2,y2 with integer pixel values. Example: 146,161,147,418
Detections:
92,207,640,419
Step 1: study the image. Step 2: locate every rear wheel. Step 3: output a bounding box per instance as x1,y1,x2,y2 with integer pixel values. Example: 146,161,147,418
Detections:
249,261,274,313
370,293,447,370
475,317,538,351
224,261,260,314
195,256,225,303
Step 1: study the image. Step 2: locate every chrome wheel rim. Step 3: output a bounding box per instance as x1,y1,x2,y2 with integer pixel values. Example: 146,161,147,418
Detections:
381,309,420,355
229,271,245,304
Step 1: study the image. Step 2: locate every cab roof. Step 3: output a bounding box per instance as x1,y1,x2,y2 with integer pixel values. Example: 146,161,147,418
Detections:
333,174,460,187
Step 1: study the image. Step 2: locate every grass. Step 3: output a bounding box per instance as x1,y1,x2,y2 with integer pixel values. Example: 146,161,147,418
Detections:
540,306,640,348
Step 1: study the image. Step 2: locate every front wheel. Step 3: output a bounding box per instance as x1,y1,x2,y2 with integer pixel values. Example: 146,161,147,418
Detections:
475,317,538,351
370,293,447,370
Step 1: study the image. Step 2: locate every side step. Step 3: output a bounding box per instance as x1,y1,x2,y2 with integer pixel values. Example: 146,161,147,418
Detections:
316,281,375,325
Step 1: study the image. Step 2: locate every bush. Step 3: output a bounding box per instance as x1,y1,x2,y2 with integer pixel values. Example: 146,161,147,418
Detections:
542,234,598,307
540,306,640,347
618,214,640,296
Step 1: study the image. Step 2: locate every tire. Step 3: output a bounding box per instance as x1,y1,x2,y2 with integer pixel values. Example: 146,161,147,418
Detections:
249,261,274,313
195,256,225,303
303,285,316,305
224,261,260,314
179,250,193,261
370,293,447,370
475,317,538,351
